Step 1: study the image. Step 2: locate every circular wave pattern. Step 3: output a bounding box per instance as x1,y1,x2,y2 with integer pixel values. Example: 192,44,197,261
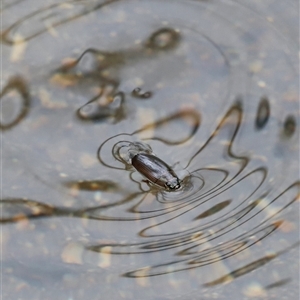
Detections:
1,0,299,299
88,104,299,282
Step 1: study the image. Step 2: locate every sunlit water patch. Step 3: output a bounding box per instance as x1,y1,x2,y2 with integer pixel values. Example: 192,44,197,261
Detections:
1,0,299,299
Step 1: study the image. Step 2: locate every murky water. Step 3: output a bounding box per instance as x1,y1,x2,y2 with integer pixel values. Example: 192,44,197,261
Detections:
1,0,299,299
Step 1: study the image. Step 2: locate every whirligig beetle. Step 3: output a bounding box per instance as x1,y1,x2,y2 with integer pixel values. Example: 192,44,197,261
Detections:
131,153,181,190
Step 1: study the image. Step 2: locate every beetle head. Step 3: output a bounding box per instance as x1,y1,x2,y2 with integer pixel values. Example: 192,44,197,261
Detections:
165,178,181,190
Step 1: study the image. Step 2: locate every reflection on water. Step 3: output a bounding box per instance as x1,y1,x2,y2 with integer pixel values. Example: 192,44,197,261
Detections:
283,115,297,138
255,96,270,130
0,76,30,130
52,27,180,123
1,0,299,299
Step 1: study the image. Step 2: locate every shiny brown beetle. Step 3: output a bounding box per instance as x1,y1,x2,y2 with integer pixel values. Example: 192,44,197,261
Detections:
131,153,180,190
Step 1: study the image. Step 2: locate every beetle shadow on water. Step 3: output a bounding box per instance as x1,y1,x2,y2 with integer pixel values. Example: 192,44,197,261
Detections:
2,98,299,286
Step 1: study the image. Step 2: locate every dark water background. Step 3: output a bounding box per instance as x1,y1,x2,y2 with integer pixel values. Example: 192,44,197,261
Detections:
1,0,299,299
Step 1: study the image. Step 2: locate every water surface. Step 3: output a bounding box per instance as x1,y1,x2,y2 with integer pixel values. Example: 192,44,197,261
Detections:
1,0,299,299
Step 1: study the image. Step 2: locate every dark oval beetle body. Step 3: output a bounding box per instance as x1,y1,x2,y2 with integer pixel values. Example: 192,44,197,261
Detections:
131,153,180,190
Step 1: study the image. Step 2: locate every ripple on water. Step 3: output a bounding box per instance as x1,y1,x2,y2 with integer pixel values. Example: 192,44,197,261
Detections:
1,0,299,299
